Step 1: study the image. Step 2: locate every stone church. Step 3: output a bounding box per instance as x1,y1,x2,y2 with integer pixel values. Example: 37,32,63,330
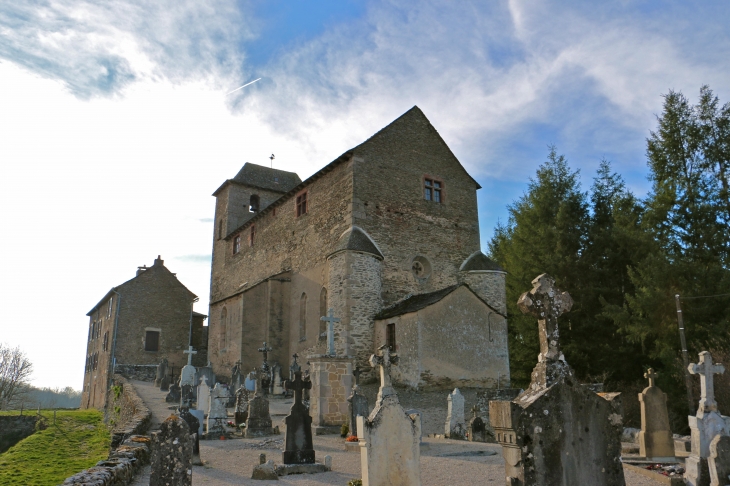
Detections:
208,107,509,389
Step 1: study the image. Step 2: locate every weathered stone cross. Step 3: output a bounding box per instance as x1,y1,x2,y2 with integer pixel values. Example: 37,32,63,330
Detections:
320,308,341,356
285,366,311,406
370,344,399,399
688,351,725,415
183,346,197,366
258,342,272,370
290,353,300,378
252,367,264,397
517,274,573,362
644,368,658,387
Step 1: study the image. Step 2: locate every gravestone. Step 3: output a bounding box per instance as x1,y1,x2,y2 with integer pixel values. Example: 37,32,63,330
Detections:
235,386,250,426
165,381,181,403
179,407,202,466
638,368,675,461
245,368,277,438
357,345,421,486
179,347,197,407
149,415,192,486
207,383,229,438
489,274,625,486
189,409,205,437
467,406,491,443
154,358,168,387
709,434,730,486
196,376,210,416
282,357,315,464
159,374,170,392
445,388,465,439
686,351,729,486
272,364,284,395
348,366,369,438
231,360,243,392
245,371,256,391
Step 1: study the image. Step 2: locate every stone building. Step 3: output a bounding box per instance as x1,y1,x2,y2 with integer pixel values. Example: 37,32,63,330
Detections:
81,256,207,409
208,107,509,389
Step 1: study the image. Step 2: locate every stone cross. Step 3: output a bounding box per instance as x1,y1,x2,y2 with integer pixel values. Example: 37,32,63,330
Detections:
252,367,264,397
258,342,272,371
471,405,480,419
320,308,341,356
353,365,363,388
183,346,197,366
517,273,573,361
370,344,399,398
290,353,300,378
689,351,725,414
644,368,658,387
286,368,311,405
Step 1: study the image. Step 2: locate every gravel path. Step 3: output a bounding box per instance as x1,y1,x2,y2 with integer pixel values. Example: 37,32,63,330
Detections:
128,380,666,485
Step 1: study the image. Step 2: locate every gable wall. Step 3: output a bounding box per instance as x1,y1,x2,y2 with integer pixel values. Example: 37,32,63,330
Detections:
351,110,481,306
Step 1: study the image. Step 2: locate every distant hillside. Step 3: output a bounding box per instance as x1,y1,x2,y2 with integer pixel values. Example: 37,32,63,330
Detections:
21,387,82,409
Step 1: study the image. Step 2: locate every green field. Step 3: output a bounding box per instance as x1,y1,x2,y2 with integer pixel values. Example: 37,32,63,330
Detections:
0,409,110,486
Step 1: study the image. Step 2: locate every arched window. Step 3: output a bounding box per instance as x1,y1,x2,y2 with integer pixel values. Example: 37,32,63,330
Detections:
319,288,328,339
220,307,228,350
249,194,260,213
299,293,307,341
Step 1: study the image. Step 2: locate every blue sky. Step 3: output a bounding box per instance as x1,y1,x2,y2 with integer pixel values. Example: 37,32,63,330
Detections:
1,0,729,388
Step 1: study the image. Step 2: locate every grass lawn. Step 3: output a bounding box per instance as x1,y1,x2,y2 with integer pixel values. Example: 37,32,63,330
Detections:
0,409,110,486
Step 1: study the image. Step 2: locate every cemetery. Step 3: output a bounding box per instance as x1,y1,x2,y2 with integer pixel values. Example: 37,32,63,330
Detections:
42,276,730,485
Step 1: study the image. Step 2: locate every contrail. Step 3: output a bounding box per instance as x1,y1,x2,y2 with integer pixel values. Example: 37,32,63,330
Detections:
226,78,262,95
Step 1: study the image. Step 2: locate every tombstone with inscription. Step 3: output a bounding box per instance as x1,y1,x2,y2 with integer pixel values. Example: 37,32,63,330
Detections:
244,368,277,438
348,366,369,438
686,351,729,486
638,368,675,461
154,358,168,388
196,376,210,416
467,405,491,442
489,274,625,486
149,415,192,486
207,383,229,438
357,345,421,486
283,356,315,464
235,386,250,426
445,388,466,439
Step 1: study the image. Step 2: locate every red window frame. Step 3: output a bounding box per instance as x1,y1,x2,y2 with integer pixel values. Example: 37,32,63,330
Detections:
296,190,308,217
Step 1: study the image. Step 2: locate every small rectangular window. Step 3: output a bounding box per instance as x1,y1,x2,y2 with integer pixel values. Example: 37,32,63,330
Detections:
386,323,396,352
250,225,255,247
145,331,160,352
424,178,443,203
103,331,109,352
107,298,113,318
296,191,308,216
233,235,241,254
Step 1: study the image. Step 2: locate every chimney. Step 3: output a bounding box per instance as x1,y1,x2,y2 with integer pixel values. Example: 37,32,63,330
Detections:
136,265,148,276
153,255,164,267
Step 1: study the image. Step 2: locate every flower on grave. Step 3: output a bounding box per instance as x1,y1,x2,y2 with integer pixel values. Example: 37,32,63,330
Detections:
346,435,359,442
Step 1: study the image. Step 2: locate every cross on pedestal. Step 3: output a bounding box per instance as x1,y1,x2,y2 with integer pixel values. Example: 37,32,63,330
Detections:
689,351,725,415
517,274,573,362
183,346,197,366
644,368,658,387
370,344,399,399
320,308,341,356
353,365,364,388
290,353,300,378
258,342,272,371
285,368,311,406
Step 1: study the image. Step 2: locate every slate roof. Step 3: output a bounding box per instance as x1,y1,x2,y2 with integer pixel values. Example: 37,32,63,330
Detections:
374,283,502,320
460,251,505,272
329,227,384,259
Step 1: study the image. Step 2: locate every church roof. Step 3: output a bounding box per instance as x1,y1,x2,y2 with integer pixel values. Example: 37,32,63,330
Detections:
329,227,384,259
213,163,301,196
374,283,502,320
460,251,505,272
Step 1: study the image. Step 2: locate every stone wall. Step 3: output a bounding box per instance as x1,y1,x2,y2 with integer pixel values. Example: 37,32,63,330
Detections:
115,364,157,382
461,271,506,315
105,375,151,448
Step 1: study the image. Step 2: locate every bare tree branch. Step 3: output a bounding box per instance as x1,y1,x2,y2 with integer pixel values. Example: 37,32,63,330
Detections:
0,343,33,410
